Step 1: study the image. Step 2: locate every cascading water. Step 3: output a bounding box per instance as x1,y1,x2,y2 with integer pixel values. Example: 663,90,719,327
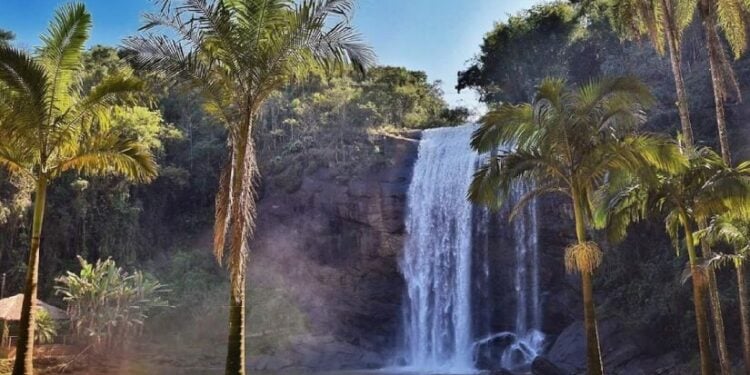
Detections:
398,125,544,372
400,125,479,373
470,182,544,371
495,182,545,370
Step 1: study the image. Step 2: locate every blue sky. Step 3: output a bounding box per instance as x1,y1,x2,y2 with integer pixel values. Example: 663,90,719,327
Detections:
0,0,540,110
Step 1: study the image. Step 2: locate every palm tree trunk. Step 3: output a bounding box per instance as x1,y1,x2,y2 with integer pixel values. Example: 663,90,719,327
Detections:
662,0,695,147
702,1,732,165
572,193,604,375
224,111,256,375
12,175,47,375
685,221,715,375
738,263,750,375
698,220,732,374
700,5,736,373
706,262,732,375
225,275,246,375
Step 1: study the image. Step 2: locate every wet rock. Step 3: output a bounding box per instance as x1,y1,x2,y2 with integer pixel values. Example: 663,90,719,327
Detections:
531,356,569,375
546,319,681,374
249,133,420,371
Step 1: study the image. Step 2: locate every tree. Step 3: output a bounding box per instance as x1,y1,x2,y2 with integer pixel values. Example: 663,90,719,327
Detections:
0,29,13,46
33,310,57,345
610,0,698,147
457,2,580,103
124,1,374,373
697,215,750,374
468,76,683,375
611,3,736,364
55,256,169,349
0,4,157,374
697,0,748,164
596,147,750,375
695,2,750,370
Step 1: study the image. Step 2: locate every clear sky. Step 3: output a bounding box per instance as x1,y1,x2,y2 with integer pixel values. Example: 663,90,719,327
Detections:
0,0,540,111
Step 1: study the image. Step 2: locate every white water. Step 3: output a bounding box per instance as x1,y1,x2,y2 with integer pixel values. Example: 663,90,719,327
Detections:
399,126,544,372
499,182,545,369
469,183,544,371
400,125,479,373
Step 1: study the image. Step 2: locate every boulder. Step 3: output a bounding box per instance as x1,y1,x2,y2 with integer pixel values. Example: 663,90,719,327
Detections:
532,356,570,375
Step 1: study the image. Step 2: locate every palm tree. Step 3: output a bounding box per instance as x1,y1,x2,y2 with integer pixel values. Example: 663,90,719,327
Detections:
468,76,684,375
695,2,750,370
698,0,748,164
596,147,750,375
124,1,374,373
0,4,157,374
698,214,750,374
611,0,697,147
612,2,741,367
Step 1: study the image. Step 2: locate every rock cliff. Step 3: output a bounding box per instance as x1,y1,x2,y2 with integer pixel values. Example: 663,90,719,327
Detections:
247,132,420,371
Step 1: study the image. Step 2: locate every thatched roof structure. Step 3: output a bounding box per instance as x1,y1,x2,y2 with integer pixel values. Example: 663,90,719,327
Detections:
0,294,67,321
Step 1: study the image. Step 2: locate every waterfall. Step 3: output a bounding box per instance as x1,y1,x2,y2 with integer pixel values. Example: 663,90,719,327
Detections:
498,182,544,369
400,125,479,373
398,124,544,372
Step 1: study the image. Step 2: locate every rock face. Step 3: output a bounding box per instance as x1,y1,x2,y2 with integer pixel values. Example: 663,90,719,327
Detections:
531,356,569,375
246,129,686,373
546,319,683,374
247,132,420,371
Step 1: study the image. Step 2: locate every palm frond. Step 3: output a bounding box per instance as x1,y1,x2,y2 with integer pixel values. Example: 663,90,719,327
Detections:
471,103,534,153
72,72,144,120
593,179,649,244
706,252,747,270
716,0,748,58
509,184,568,221
0,45,49,123
38,2,91,114
0,140,34,178
55,131,157,183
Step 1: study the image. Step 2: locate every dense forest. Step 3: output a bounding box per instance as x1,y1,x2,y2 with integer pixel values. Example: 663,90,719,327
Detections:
3,0,750,374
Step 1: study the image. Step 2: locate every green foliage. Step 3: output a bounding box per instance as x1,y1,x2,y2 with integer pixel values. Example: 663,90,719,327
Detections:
697,215,750,269
55,256,169,349
256,67,465,191
596,147,750,249
33,310,57,345
0,29,12,46
0,8,157,184
457,2,580,103
607,0,697,55
468,76,682,214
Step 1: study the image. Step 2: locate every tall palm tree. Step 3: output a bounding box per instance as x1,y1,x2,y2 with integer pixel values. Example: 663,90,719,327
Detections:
698,214,750,374
0,4,157,374
698,0,748,164
695,2,750,371
611,0,697,147
468,76,684,375
612,2,740,368
596,147,750,375
124,1,374,373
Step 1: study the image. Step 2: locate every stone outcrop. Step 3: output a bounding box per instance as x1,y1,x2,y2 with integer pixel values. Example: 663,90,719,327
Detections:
546,319,683,374
245,128,688,373
247,132,420,370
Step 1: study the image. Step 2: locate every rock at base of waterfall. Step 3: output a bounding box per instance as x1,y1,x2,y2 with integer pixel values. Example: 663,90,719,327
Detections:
531,356,569,375
547,319,682,374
